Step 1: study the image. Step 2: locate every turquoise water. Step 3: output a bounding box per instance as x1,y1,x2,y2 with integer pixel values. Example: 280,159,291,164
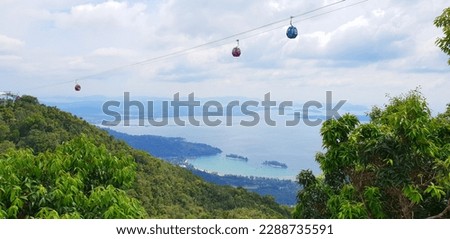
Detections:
187,154,299,180
111,115,324,179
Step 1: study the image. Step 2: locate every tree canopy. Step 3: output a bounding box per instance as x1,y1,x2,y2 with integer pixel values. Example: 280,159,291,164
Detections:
434,7,450,64
294,90,450,219
0,135,147,218
0,95,290,219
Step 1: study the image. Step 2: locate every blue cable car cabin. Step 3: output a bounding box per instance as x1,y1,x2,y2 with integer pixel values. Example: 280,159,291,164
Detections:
286,16,298,39
286,25,298,39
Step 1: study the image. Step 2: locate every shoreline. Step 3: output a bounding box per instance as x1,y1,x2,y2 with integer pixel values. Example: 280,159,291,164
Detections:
187,153,298,180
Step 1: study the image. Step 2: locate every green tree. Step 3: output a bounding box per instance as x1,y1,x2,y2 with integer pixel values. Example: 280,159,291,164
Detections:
435,7,450,64
292,170,331,218
0,95,291,219
294,90,450,219
0,135,147,218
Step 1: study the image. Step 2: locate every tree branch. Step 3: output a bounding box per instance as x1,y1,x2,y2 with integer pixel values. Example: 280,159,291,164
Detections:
427,199,450,219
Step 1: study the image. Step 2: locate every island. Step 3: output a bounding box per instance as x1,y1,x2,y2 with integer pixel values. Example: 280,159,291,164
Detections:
226,153,249,162
103,128,298,205
262,160,288,169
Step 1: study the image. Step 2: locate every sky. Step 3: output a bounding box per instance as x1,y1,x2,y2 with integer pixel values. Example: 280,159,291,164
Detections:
0,0,449,113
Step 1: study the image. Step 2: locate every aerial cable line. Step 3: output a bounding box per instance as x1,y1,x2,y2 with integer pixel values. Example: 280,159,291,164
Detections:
28,0,348,91
237,0,369,42
27,0,369,91
139,0,369,57
73,1,347,79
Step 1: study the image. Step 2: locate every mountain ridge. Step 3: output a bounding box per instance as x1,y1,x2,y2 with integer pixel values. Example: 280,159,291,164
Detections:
0,95,291,218
104,128,300,205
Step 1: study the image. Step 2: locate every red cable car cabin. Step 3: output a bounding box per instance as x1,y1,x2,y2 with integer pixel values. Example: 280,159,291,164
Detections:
232,47,241,57
232,39,241,57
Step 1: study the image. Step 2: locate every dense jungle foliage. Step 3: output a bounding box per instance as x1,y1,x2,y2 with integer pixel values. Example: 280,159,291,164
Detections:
0,96,290,218
293,90,450,219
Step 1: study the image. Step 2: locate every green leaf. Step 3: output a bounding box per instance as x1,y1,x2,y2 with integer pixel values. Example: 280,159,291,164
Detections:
402,185,423,204
424,183,446,201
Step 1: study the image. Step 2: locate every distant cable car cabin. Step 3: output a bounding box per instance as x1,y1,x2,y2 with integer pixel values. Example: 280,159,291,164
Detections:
286,16,298,39
232,39,241,57
75,83,81,91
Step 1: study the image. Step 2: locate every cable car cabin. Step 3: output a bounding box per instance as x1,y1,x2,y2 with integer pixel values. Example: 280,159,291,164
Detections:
75,84,81,91
232,47,241,57
286,25,298,39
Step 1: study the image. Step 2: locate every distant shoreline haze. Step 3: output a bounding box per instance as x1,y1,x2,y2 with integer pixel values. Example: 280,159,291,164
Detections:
104,128,300,205
44,97,370,178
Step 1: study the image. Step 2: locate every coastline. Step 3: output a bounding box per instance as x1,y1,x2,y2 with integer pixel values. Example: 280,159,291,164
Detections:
187,153,298,180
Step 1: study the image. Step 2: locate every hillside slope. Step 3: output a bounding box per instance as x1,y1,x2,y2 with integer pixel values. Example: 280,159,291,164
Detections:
105,129,221,160
0,96,290,218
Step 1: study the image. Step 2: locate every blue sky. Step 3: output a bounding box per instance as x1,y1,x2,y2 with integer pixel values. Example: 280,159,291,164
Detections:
1,0,449,113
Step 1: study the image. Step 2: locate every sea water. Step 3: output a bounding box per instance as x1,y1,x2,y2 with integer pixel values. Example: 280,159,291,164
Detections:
111,115,323,180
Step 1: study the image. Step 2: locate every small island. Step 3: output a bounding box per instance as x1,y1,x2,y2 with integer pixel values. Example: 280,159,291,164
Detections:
226,154,249,162
262,160,288,169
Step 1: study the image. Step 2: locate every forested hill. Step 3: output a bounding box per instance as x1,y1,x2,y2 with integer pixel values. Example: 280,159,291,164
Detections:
105,129,221,159
105,128,300,205
0,95,290,218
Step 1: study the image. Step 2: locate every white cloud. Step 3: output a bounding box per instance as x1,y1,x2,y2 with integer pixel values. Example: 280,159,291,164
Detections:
0,55,23,66
0,0,448,113
55,1,148,29
372,9,385,18
0,34,24,53
91,47,136,57
65,56,95,71
288,11,411,63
